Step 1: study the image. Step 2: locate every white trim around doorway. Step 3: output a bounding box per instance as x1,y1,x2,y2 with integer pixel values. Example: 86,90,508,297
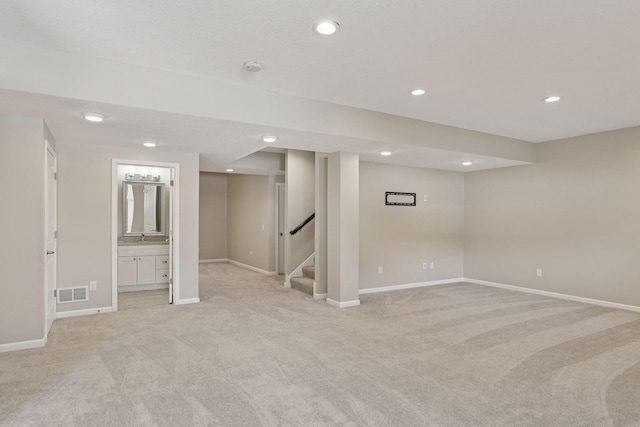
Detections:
111,159,181,312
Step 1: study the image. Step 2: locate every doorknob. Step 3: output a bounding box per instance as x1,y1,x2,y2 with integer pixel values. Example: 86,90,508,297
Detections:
46,250,55,255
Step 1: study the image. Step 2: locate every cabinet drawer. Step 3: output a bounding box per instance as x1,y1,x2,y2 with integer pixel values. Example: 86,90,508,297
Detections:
156,255,170,270
156,269,170,283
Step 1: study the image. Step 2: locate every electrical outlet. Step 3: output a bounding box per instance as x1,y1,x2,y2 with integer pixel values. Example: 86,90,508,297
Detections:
378,266,383,275
422,262,427,270
249,250,254,256
430,262,435,269
89,281,97,291
423,195,428,202
536,268,542,277
261,224,265,231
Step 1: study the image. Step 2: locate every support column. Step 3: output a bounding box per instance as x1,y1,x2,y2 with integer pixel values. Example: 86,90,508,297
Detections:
327,152,360,308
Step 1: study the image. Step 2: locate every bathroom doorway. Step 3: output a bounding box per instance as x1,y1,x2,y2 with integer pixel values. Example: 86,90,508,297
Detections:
111,160,180,311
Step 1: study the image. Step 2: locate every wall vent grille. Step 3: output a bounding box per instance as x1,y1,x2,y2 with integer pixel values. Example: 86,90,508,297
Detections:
57,286,89,304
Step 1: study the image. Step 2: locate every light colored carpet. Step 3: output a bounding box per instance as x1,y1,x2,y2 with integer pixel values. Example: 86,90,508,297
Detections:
1,262,640,426
118,289,170,311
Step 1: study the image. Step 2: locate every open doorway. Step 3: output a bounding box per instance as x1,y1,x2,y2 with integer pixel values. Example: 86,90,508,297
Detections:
111,160,179,311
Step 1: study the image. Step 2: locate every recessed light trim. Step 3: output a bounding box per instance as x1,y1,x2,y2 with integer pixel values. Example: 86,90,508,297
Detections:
315,20,339,35
461,161,473,166
142,141,157,148
262,135,278,143
83,112,105,122
410,89,426,96
380,150,393,156
544,95,561,103
226,168,234,172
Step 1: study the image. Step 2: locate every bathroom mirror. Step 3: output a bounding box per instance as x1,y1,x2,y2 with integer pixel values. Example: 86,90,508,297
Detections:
123,182,165,235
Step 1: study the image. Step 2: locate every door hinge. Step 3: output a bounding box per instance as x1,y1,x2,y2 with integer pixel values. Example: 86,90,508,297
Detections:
54,172,57,180
54,230,58,239
53,289,57,297
170,180,174,187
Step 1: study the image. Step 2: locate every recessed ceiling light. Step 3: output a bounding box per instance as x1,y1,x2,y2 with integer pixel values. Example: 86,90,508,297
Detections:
461,161,473,166
262,135,278,143
410,89,426,96
142,141,157,148
315,20,339,35
544,95,561,103
380,150,393,156
226,168,234,172
83,112,105,122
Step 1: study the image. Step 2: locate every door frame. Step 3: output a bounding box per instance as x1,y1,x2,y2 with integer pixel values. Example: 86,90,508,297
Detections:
274,182,285,277
111,159,180,311
44,140,57,336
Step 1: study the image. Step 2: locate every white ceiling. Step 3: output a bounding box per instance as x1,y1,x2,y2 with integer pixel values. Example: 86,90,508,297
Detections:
1,1,639,170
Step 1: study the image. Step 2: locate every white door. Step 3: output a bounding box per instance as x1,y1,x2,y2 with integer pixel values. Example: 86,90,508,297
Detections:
117,256,138,286
45,143,57,334
277,183,285,275
168,167,174,304
137,256,156,284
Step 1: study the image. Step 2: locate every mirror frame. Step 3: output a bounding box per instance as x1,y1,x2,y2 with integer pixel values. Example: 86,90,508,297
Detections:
122,181,166,236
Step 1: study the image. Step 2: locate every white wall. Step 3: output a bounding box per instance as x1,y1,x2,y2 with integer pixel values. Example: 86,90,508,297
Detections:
285,149,315,274
56,141,200,312
199,172,228,260
0,116,48,345
359,162,465,289
465,126,640,307
227,174,273,272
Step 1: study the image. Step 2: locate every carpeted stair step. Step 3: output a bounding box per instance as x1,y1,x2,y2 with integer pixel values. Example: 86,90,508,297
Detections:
302,265,315,280
290,276,314,296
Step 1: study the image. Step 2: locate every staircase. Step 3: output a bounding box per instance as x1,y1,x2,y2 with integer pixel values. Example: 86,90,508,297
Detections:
290,265,315,296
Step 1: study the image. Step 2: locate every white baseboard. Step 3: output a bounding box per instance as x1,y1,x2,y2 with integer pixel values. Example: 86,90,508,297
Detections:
118,283,169,292
0,336,47,353
464,278,640,314
359,278,464,295
314,293,328,300
174,298,200,305
227,259,276,276
56,307,114,318
327,298,360,308
199,258,228,264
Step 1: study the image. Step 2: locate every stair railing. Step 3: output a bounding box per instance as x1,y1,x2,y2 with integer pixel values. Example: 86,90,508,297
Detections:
289,213,315,235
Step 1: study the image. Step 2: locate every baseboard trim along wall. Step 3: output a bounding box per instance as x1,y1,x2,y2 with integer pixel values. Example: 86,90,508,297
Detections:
314,293,328,300
465,278,640,314
359,278,465,294
326,298,361,308
0,336,47,353
174,298,200,305
227,259,276,276
56,307,114,318
199,258,228,264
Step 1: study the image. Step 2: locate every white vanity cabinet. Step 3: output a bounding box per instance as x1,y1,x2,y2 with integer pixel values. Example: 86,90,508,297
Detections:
117,244,170,288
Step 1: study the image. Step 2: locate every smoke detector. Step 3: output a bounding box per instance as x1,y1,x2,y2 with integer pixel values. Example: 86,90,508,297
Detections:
243,61,263,72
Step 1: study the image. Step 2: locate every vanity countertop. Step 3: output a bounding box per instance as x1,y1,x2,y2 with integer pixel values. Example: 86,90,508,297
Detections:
118,242,170,256
118,241,169,246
